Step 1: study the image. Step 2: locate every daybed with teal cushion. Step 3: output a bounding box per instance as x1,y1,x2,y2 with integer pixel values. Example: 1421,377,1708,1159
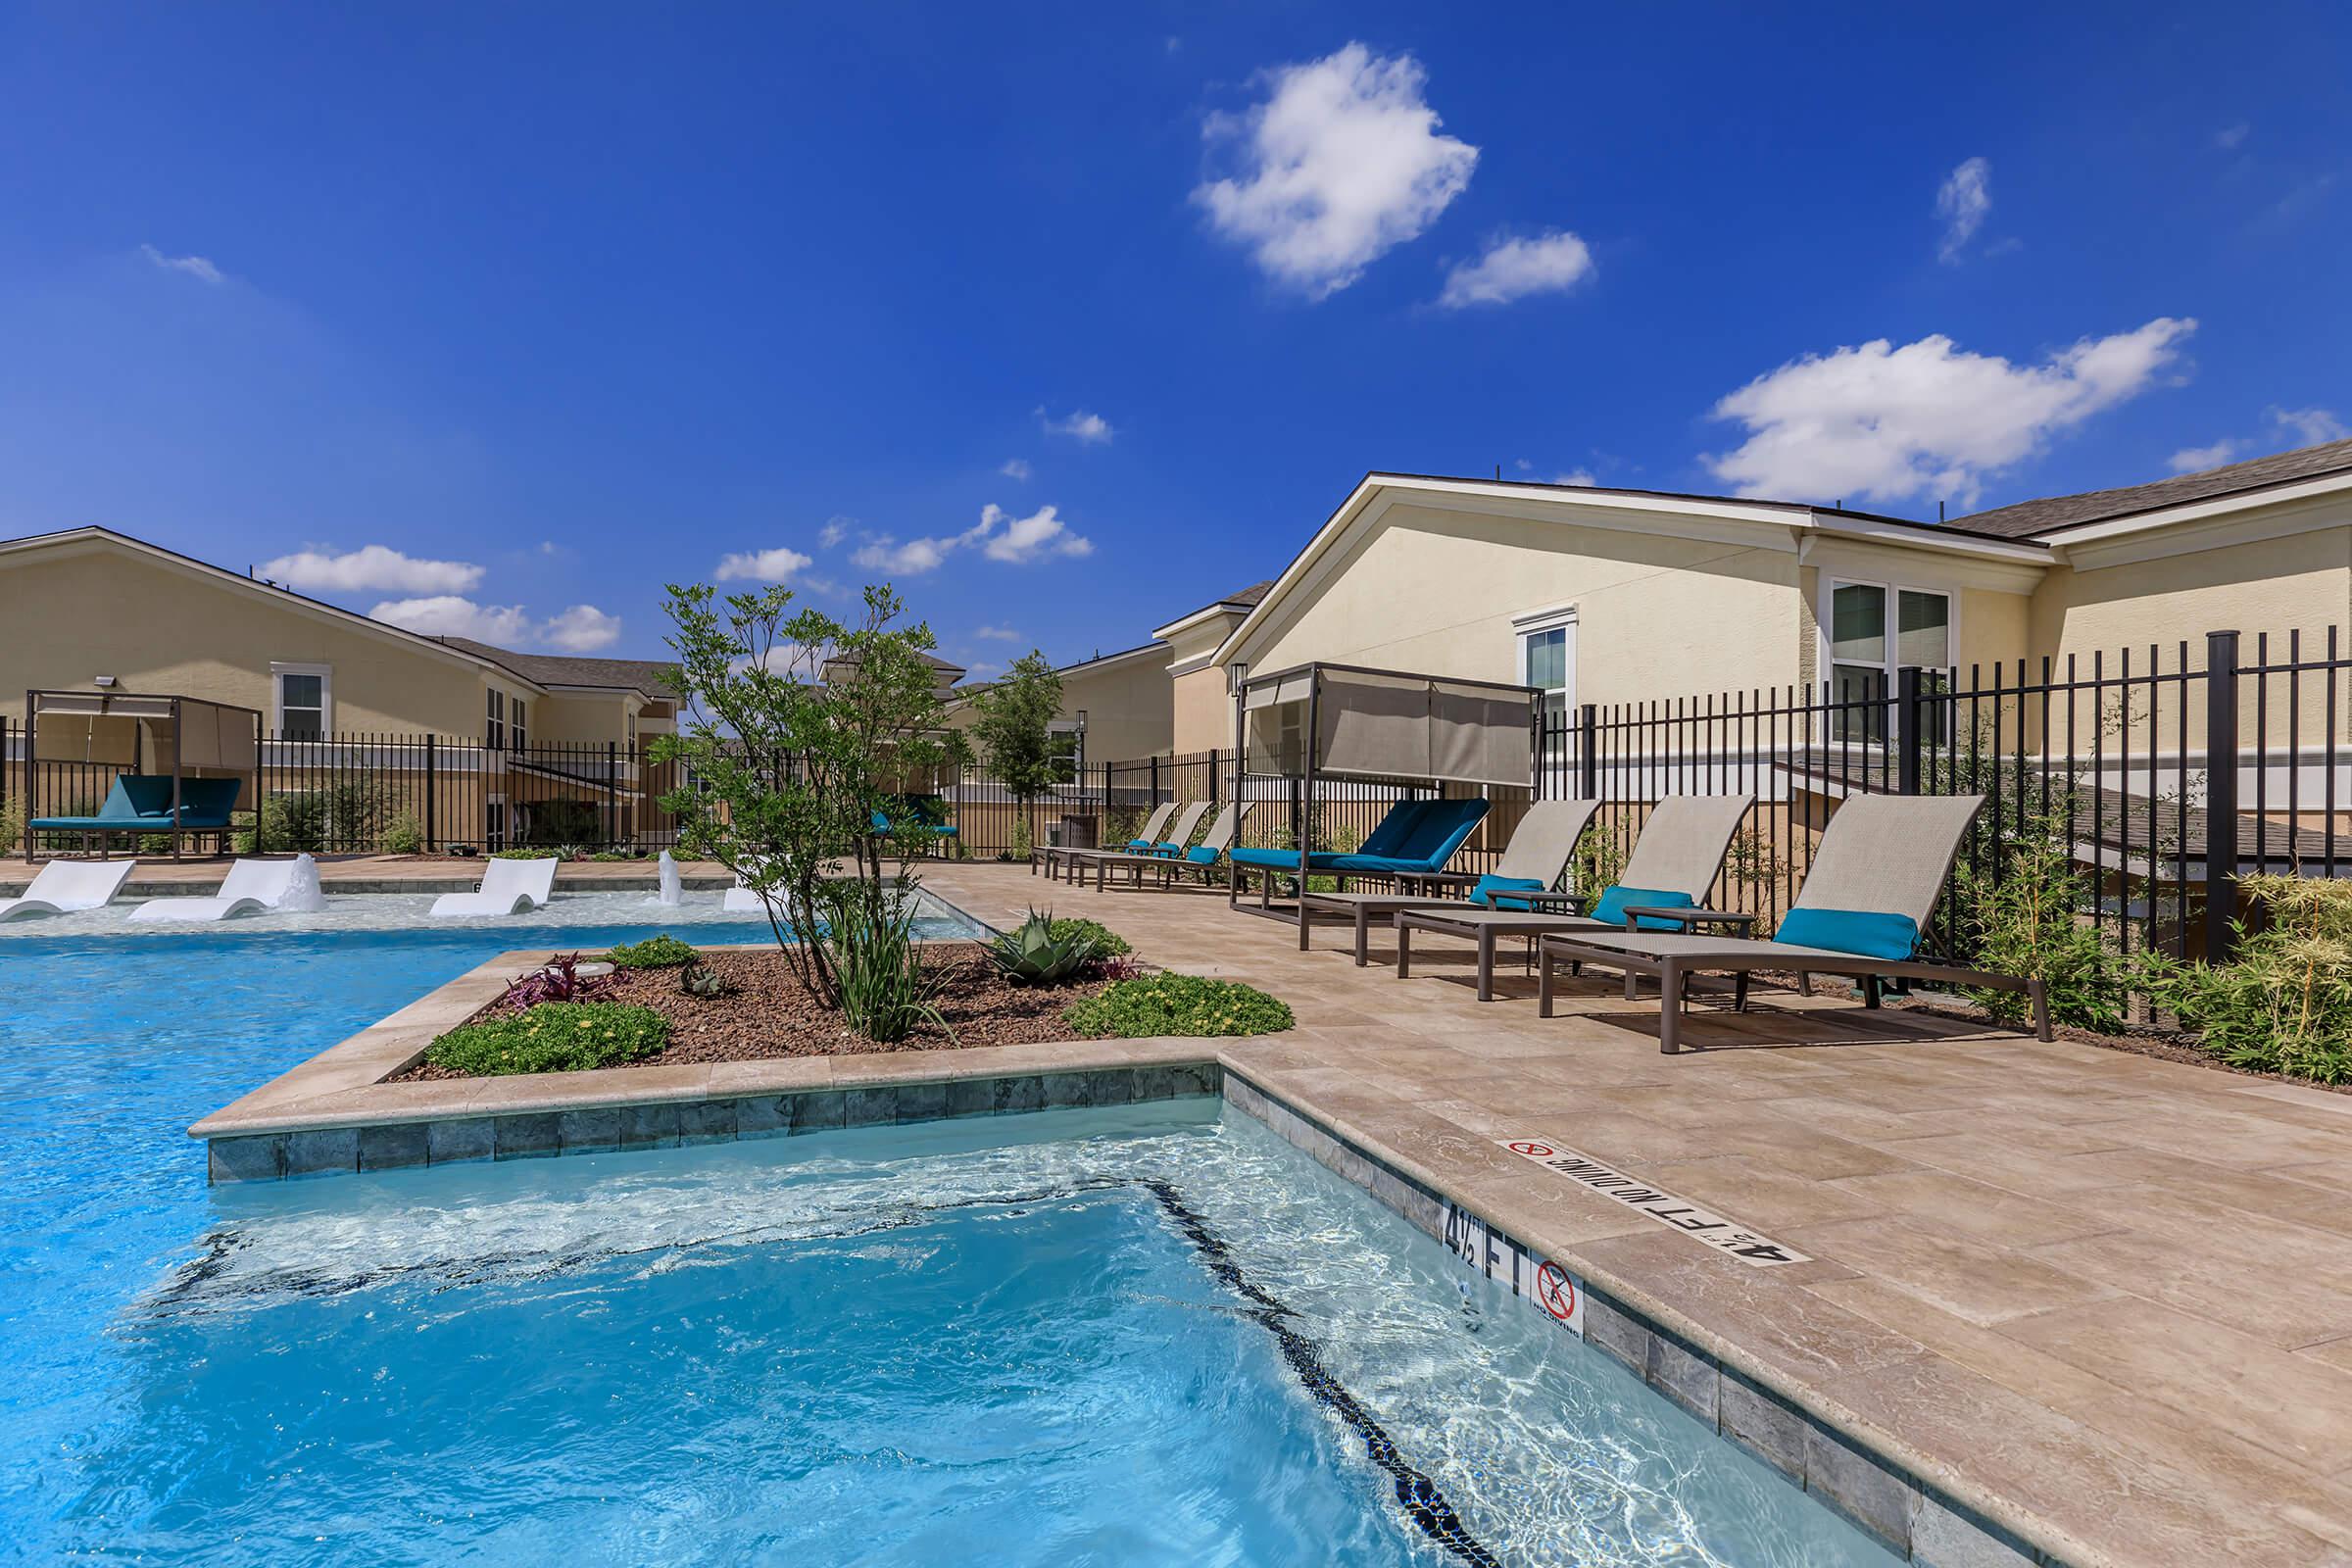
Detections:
30,775,244,859
1534,793,2051,1053
1227,797,1491,883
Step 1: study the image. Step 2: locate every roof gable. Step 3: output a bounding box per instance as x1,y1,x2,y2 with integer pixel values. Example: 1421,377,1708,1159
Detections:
1954,438,2352,538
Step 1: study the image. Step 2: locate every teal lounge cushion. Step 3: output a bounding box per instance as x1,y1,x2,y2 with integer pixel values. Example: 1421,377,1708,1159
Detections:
1230,845,1318,871
1470,873,1547,910
1354,801,1431,859
1778,907,1919,960
1184,844,1220,865
1591,885,1695,931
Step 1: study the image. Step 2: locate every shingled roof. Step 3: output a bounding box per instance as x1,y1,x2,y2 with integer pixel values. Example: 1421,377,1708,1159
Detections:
433,638,685,698
1952,438,2352,539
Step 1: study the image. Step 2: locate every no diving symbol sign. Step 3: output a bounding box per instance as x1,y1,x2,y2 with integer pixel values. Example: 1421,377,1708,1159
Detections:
1535,1261,1581,1331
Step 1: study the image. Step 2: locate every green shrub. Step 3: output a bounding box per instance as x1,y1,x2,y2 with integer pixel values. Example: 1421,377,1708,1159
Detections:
1063,973,1294,1038
491,849,562,860
2141,875,2352,1083
1958,836,2129,1033
1049,917,1130,956
424,1002,668,1075
257,777,391,853
1009,812,1034,862
0,793,23,853
522,800,603,847
826,885,949,1043
383,810,424,856
609,933,698,969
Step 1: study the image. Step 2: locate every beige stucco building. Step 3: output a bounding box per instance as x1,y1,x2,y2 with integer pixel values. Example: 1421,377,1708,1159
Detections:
1163,440,2352,757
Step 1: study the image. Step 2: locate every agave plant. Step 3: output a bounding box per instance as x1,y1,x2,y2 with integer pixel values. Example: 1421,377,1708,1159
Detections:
678,961,733,1000
988,908,1101,986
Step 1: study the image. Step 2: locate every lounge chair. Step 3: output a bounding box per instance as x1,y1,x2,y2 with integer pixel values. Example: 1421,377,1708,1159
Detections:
871,798,958,858
127,858,312,923
1392,795,1752,1001
1039,802,1177,880
1227,796,1494,936
0,858,136,921
429,856,559,917
1537,793,2051,1053
28,775,244,859
1296,799,1601,966
1049,801,1210,886
1085,801,1256,891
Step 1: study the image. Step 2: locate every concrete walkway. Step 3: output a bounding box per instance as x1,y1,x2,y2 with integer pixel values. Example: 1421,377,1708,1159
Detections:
923,858,2352,1566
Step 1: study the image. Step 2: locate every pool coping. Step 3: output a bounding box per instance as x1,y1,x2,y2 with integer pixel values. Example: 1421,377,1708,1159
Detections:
186,951,2065,1566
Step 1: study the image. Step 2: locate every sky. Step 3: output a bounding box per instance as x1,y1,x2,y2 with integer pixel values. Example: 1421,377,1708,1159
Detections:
1,2,2347,679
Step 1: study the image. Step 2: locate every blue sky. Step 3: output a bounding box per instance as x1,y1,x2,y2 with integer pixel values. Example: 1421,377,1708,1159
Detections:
2,3,2346,677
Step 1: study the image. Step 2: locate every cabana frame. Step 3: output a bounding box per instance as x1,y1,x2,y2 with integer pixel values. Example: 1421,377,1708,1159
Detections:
23,690,264,861
1225,661,1542,947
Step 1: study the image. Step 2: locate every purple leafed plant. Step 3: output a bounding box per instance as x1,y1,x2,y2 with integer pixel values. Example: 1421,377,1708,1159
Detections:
494,952,612,1012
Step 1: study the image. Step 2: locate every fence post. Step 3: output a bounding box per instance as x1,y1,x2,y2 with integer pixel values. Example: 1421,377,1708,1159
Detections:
1151,754,1160,807
1895,666,1923,795
2203,629,2241,963
607,740,618,849
424,734,438,852
1576,704,1598,799
1209,749,1220,804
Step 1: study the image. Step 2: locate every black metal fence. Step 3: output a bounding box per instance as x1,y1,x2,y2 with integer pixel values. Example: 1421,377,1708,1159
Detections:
5,725,686,855
1539,627,2346,968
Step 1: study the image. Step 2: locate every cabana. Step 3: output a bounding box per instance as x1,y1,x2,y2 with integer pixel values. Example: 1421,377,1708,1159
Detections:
1225,662,1540,947
22,690,261,860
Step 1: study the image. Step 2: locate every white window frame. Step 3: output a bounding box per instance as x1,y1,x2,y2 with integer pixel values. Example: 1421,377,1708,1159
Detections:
270,662,333,738
1046,716,1085,785
1512,605,1577,750
1818,577,1956,742
513,699,527,753
486,688,507,750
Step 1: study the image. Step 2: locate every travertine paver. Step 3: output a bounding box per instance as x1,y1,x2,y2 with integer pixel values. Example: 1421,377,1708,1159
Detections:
917,859,2352,1568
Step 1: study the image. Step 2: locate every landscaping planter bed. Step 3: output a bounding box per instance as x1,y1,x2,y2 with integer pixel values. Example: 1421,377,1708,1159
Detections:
395,945,1113,1079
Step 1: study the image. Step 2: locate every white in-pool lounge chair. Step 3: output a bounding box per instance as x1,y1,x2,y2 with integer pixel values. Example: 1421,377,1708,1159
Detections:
429,856,558,918
0,858,137,921
723,856,780,914
127,858,310,923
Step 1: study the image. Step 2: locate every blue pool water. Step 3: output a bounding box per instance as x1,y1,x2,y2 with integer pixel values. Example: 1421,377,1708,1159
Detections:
2,908,1898,1565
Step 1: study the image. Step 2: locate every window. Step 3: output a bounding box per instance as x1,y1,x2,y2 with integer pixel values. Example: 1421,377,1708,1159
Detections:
1515,612,1576,755
1827,582,1950,740
512,700,527,752
270,663,330,739
485,800,506,852
486,689,506,749
1047,721,1084,785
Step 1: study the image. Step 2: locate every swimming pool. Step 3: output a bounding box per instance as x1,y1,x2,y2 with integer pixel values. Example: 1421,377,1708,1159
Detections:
4,906,1896,1564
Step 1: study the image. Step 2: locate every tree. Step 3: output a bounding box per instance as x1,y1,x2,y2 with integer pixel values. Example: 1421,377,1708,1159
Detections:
650,580,961,1010
968,650,1065,852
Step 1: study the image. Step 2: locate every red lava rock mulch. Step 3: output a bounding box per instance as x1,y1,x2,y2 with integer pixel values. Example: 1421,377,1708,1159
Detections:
395,945,1111,1079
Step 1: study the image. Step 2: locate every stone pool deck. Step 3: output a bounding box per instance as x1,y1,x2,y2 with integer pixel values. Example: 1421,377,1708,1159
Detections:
185,857,2352,1565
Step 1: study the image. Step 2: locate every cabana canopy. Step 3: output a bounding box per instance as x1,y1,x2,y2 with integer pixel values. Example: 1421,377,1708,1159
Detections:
1239,662,1536,790
24,690,262,860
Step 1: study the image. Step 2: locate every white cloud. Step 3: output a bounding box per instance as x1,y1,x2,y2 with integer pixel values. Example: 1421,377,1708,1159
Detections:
140,243,224,284
961,662,1004,682
713,545,815,582
542,604,622,652
852,535,955,574
849,503,1093,576
1936,157,1991,264
1000,458,1032,480
975,624,1023,641
816,516,851,549
2271,405,2349,445
2217,122,2252,151
973,503,1093,563
1036,408,1114,444
1194,41,1477,299
1550,468,1596,487
264,544,484,595
2168,440,2242,472
370,596,536,643
1438,230,1593,308
370,595,621,652
1704,317,2198,507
